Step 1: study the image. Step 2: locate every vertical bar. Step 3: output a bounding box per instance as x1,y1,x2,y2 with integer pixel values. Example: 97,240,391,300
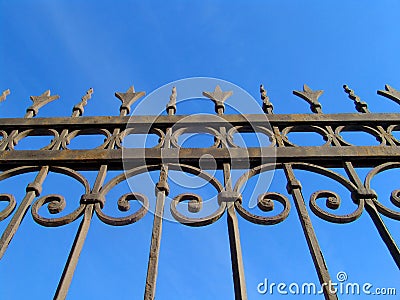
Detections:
284,164,338,300
364,199,400,268
344,162,400,268
0,89,91,259
144,188,166,300
54,164,107,300
224,163,247,300
269,86,337,299
0,166,49,259
213,87,248,299
54,204,94,299
144,87,175,300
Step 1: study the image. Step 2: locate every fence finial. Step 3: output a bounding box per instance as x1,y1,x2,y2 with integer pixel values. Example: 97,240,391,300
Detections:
73,88,94,116
377,84,400,105
202,85,233,114
343,84,369,113
293,84,323,113
115,85,146,115
27,90,60,117
260,84,273,114
166,86,177,115
0,89,10,102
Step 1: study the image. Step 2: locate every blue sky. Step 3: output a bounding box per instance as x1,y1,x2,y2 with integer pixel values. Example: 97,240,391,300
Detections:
1,0,400,299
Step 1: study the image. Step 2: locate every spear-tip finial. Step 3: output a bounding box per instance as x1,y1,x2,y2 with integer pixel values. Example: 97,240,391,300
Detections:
202,85,233,114
27,90,60,117
115,85,146,115
293,84,324,114
377,84,400,106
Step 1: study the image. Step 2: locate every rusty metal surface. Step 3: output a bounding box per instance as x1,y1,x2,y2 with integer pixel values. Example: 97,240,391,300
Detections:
0,84,399,300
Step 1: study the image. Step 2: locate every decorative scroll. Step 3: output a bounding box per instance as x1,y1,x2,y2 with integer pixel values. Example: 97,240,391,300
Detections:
235,192,290,225
234,163,291,225
0,194,16,221
170,193,226,226
309,190,364,223
0,83,399,300
364,162,400,220
31,166,90,227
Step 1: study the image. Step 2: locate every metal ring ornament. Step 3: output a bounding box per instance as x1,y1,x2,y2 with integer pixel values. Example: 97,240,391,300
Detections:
31,166,90,227
335,125,384,146
13,128,60,150
0,194,16,221
281,125,331,147
365,162,400,220
120,127,165,149
235,192,290,225
170,127,222,148
309,190,364,223
66,128,112,150
227,125,276,148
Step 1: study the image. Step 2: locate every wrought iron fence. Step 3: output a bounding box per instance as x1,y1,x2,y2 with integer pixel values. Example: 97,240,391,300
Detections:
0,83,399,299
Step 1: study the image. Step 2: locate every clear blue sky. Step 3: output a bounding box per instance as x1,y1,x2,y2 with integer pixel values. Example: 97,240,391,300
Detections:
0,1,400,299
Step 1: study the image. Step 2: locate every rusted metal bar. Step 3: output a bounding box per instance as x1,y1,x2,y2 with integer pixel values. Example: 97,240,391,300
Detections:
0,113,399,131
204,86,248,299
0,146,398,170
54,87,145,299
0,90,62,259
144,87,175,300
284,163,338,300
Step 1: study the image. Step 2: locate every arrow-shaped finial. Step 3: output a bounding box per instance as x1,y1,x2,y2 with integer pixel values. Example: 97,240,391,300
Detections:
343,84,369,113
115,85,146,115
0,89,10,102
377,84,400,106
27,90,60,117
293,84,324,113
202,85,233,114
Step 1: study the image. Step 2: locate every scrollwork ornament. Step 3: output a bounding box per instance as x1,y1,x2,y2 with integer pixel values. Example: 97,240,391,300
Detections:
94,192,149,226
365,162,400,220
31,194,85,227
309,190,364,223
235,192,290,225
170,193,226,227
390,190,400,207
0,194,16,221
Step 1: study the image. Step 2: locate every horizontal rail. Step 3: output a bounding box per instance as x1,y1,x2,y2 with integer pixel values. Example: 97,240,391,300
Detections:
0,146,398,170
0,113,399,132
